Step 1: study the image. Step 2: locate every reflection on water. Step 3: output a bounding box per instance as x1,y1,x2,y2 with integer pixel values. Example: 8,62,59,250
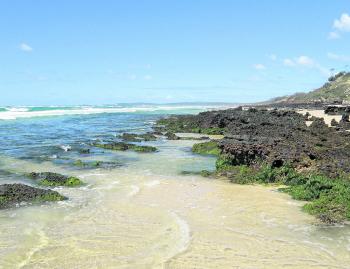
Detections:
0,112,350,268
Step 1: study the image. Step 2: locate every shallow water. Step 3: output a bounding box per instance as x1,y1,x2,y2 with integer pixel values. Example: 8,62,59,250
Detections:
0,110,350,269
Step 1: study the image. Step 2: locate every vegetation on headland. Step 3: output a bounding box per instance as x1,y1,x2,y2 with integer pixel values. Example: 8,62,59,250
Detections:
269,71,350,104
159,105,350,224
27,172,84,187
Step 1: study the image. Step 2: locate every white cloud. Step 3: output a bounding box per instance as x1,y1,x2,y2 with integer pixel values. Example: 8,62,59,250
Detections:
328,31,340,40
253,64,266,70
19,43,33,52
327,52,350,62
268,54,277,61
143,75,152,80
296,56,314,67
333,13,350,32
283,56,330,77
283,59,295,67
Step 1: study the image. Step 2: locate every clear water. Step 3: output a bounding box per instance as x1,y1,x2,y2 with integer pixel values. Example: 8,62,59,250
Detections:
0,105,350,269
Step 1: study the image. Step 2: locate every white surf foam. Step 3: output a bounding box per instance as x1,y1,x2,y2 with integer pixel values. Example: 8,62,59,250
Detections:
0,105,231,120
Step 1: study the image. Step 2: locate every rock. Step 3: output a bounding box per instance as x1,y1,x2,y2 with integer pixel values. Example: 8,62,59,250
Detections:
324,105,350,115
78,148,90,154
331,119,339,126
165,132,180,140
192,141,220,156
27,172,84,187
158,107,350,176
73,159,122,169
0,183,66,209
118,132,157,142
93,142,157,153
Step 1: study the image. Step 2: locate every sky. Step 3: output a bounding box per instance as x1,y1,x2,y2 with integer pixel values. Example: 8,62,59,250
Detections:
0,0,350,105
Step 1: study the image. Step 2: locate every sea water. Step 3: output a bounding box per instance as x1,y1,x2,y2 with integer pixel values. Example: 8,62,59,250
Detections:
0,104,350,269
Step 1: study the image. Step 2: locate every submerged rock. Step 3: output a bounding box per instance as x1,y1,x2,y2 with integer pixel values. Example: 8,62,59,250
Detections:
0,183,66,209
165,132,180,140
27,172,84,187
93,142,157,153
118,132,157,142
73,159,122,169
78,148,90,154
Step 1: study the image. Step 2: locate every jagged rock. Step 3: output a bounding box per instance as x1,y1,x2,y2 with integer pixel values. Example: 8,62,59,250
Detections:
157,107,350,176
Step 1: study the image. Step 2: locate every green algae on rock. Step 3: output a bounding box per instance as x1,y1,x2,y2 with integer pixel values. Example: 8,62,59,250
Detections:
192,141,220,156
27,172,84,187
118,132,157,142
0,183,66,209
73,159,122,169
93,141,157,153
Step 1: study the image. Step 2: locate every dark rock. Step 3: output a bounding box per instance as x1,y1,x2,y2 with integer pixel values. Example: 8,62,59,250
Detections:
118,132,157,142
165,132,180,140
78,148,90,154
0,184,66,209
158,107,350,176
93,141,157,153
27,172,84,187
331,119,339,127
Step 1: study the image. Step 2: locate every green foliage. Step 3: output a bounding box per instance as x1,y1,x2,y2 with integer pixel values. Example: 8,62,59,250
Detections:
228,165,257,184
255,164,302,184
0,196,7,206
216,155,235,171
192,141,220,156
215,158,350,223
302,180,350,223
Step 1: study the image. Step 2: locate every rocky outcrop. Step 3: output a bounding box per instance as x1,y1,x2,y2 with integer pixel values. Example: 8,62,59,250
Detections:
157,107,350,176
27,172,84,187
0,183,66,209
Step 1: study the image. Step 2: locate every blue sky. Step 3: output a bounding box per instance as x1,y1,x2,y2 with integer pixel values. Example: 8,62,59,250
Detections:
0,0,349,105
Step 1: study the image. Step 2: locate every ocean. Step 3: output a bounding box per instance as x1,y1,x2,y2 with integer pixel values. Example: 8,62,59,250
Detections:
0,104,350,268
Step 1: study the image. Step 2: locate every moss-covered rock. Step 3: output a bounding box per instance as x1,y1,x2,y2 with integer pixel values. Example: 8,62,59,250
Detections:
78,148,90,154
0,183,66,209
192,141,220,156
118,132,157,142
27,172,84,187
93,142,157,153
165,132,180,140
